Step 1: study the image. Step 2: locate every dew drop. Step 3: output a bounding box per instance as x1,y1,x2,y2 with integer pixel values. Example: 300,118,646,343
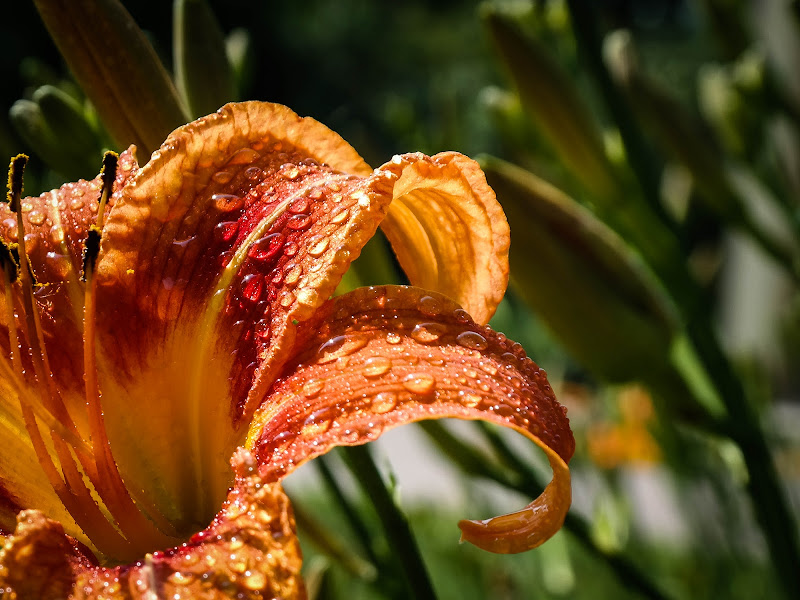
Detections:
418,295,441,317
255,318,271,340
212,170,234,184
284,263,303,286
241,274,264,303
386,332,402,345
286,214,311,230
215,220,240,243
411,322,446,343
20,202,33,213
457,331,488,351
283,166,300,180
317,334,368,364
363,356,392,378
330,208,349,224
28,210,45,226
248,233,284,261
212,193,244,212
371,392,398,413
289,197,309,214
227,148,260,165
49,225,65,243
245,166,263,180
308,238,329,257
302,379,324,397
453,308,472,323
284,240,299,257
301,407,334,436
69,198,85,210
279,291,295,307
462,393,482,408
402,373,436,395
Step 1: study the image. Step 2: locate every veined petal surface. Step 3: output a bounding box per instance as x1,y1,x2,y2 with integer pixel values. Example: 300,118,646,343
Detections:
247,285,573,553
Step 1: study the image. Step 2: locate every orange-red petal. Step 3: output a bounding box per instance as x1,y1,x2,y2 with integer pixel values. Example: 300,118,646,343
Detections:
246,285,573,553
0,449,304,599
378,152,509,325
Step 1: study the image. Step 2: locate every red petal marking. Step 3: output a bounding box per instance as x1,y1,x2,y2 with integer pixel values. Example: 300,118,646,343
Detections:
0,450,304,599
247,285,573,553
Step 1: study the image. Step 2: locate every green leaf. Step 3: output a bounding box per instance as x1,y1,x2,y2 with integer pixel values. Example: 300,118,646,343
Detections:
481,155,676,384
483,9,618,199
33,0,189,157
173,0,237,118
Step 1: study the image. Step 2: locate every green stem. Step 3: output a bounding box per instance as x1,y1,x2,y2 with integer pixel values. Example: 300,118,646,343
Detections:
418,421,674,600
565,3,800,596
340,444,439,600
314,454,382,568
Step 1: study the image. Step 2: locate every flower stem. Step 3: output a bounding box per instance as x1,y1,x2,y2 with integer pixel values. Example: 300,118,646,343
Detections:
340,444,439,600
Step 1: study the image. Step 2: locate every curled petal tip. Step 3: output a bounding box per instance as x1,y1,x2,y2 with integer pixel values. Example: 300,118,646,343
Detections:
457,452,571,554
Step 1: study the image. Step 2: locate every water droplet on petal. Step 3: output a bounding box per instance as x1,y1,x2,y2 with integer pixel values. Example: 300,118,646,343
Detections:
411,322,446,343
363,356,392,378
283,166,300,180
462,393,482,408
279,291,295,307
284,263,303,286
248,233,284,261
227,148,260,165
212,170,234,184
69,198,85,210
303,379,324,397
371,392,397,413
289,197,309,214
457,331,488,351
317,334,368,364
286,214,311,230
215,220,239,243
418,295,441,317
386,332,402,344
20,202,33,213
213,193,244,212
308,238,329,257
402,373,436,395
301,407,334,436
245,166,263,180
28,210,45,226
50,225,65,243
330,208,349,224
241,274,264,303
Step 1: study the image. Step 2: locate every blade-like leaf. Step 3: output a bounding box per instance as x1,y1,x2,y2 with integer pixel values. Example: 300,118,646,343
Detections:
33,0,189,156
173,0,237,118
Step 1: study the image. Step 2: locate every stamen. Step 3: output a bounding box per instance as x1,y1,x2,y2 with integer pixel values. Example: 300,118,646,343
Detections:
6,155,177,560
81,153,181,550
7,156,78,433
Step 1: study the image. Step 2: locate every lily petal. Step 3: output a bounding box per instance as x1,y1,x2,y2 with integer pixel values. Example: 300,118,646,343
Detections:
88,102,511,531
0,449,304,598
379,152,510,326
247,285,573,553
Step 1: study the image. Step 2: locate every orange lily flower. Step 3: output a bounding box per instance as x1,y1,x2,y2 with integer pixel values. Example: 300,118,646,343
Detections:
0,102,573,598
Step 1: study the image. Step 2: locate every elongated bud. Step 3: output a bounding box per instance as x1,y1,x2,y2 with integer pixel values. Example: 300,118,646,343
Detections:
33,0,189,156
173,0,236,118
480,155,676,383
483,8,618,199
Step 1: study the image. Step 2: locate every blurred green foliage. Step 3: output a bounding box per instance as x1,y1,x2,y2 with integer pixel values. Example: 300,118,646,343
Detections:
3,0,800,598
